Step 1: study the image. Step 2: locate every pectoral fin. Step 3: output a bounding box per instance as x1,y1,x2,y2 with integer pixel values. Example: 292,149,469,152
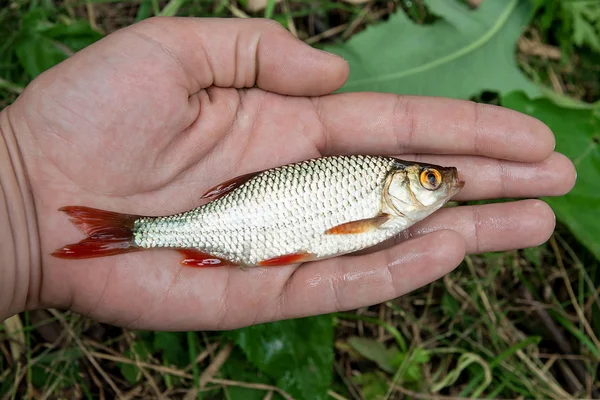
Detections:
324,214,392,235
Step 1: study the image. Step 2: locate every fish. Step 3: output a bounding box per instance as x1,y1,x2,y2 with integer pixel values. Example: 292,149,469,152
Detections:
51,155,465,268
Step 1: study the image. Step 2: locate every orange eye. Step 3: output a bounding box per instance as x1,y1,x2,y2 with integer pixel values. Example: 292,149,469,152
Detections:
420,168,442,190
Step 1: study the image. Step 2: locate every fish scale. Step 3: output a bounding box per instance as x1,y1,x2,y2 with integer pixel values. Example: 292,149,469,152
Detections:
133,155,395,265
52,155,463,267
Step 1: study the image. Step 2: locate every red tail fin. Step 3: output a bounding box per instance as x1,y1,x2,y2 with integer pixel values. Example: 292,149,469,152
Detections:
52,206,142,259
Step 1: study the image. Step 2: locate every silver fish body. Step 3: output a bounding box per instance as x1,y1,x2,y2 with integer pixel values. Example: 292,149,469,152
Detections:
129,155,463,267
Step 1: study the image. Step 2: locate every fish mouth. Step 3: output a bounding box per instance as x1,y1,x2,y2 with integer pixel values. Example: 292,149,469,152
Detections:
450,169,465,193
445,167,465,191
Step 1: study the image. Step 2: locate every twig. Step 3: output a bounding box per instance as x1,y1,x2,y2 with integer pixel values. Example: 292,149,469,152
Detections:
391,383,484,400
327,389,349,400
556,359,584,395
262,390,274,400
333,359,362,400
199,342,233,388
184,341,220,372
465,256,497,325
281,0,297,37
130,343,164,398
90,351,194,379
521,286,590,392
547,66,565,95
2,315,25,363
227,4,250,18
206,378,294,400
0,77,24,95
86,0,98,30
584,285,600,315
538,353,596,361
48,309,123,398
342,3,372,40
550,237,600,352
305,24,348,45
518,36,561,60
554,234,600,314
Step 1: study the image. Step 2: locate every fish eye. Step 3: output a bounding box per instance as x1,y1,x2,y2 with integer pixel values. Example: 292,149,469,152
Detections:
420,168,442,190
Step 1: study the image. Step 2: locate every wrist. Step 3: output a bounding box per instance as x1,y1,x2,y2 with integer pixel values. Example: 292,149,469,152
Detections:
0,107,41,321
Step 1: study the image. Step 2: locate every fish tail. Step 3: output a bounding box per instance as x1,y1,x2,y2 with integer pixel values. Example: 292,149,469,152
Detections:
51,206,142,259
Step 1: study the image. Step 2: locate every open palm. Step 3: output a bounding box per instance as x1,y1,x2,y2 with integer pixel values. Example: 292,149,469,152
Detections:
8,17,575,330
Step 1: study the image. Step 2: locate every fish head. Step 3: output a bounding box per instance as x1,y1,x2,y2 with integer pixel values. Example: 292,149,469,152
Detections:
384,162,465,221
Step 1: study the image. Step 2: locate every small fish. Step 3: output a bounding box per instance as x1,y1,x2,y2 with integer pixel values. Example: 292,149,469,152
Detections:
52,155,464,268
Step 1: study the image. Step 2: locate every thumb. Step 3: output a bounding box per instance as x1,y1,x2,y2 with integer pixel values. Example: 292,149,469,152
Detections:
128,17,349,96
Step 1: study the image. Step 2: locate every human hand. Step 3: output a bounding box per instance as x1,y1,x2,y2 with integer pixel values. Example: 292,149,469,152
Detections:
1,17,576,330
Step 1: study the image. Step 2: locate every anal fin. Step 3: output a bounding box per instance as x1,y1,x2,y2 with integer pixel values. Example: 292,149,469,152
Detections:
258,252,315,267
324,214,392,235
177,249,235,267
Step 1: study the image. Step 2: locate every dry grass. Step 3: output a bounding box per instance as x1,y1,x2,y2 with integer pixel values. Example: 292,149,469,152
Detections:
1,0,599,399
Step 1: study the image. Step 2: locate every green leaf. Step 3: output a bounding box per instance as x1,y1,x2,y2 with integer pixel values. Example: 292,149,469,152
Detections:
153,331,187,367
351,371,389,400
564,1,600,53
221,347,282,400
390,348,431,383
501,91,600,261
15,35,69,79
30,348,83,389
324,0,541,99
227,315,334,400
548,309,600,358
441,291,460,318
159,0,187,17
43,19,104,52
119,340,152,385
14,11,103,79
347,337,399,374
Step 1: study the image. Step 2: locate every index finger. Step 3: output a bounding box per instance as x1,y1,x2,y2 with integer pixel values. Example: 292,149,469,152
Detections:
311,93,555,162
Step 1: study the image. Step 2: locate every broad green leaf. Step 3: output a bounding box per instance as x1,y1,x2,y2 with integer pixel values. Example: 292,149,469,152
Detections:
347,336,399,374
43,19,104,52
501,91,600,261
324,0,541,99
15,10,103,79
227,315,334,400
15,36,69,79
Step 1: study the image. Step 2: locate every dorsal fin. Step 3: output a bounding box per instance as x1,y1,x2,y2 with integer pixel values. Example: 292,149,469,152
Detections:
201,171,262,200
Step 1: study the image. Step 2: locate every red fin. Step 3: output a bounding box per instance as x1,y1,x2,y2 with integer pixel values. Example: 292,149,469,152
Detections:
324,214,392,235
178,249,234,267
201,171,261,200
258,252,315,267
51,206,141,259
